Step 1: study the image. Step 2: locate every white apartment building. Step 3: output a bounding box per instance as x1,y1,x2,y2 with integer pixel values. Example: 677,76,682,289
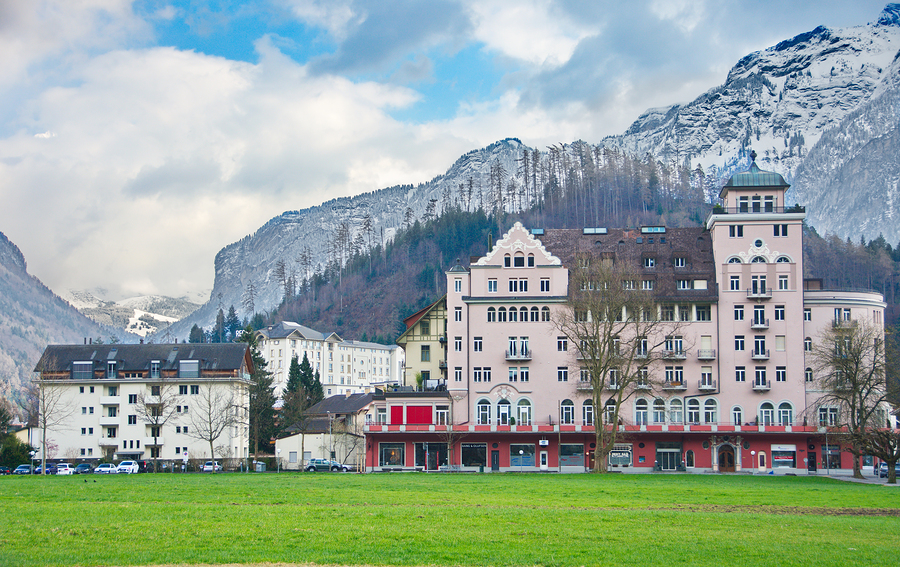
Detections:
255,322,403,397
33,343,253,466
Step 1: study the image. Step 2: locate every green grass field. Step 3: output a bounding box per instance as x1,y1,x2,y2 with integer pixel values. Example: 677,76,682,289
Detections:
1,473,898,567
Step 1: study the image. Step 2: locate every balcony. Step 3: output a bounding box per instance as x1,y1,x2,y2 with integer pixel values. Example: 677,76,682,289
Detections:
832,319,858,328
505,349,533,361
750,318,770,330
697,349,716,360
746,287,772,300
144,437,165,446
711,205,805,215
606,382,620,391
99,396,120,405
698,379,717,391
98,438,119,447
662,381,687,391
751,349,770,360
98,417,120,426
635,382,652,390
576,382,593,391
661,350,687,360
752,380,771,391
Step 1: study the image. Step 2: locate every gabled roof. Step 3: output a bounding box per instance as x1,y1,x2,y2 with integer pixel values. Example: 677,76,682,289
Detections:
400,295,446,331
34,343,252,374
256,321,339,342
306,392,374,416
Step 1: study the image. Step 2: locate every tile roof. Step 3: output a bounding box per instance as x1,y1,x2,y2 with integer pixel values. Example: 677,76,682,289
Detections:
35,343,252,374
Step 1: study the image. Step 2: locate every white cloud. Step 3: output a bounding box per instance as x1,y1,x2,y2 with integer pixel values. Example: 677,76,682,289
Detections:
466,0,596,67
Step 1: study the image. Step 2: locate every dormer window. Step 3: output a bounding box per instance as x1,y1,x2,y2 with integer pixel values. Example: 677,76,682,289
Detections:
514,253,525,267
643,257,656,268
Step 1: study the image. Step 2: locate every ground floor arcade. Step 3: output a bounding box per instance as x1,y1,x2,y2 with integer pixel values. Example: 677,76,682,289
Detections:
364,424,860,474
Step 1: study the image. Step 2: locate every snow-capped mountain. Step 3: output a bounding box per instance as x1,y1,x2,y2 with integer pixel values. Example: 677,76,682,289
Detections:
158,138,529,341
603,4,900,187
160,5,900,336
61,290,201,338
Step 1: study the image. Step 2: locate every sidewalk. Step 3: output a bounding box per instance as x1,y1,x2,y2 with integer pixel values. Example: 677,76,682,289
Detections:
827,473,900,486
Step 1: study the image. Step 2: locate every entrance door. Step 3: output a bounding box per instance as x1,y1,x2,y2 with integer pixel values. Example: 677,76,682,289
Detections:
657,451,679,470
807,451,817,473
491,450,500,471
718,446,735,472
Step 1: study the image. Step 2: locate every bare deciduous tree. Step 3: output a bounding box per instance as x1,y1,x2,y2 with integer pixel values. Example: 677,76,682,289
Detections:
555,254,682,472
186,383,237,471
32,359,76,474
135,375,181,472
809,320,891,479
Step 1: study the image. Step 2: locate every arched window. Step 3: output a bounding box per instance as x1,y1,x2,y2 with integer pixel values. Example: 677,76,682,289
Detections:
687,399,700,424
805,368,813,383
541,306,551,321
635,399,648,425
497,399,511,425
530,306,539,322
527,253,535,267
508,307,517,322
669,399,683,424
704,399,718,424
517,399,532,426
778,402,793,426
582,400,593,425
732,406,743,425
776,256,791,263
504,254,511,267
685,450,695,468
653,399,666,424
560,399,575,424
476,399,492,425
487,307,496,323
513,252,525,267
727,257,742,264
804,337,812,351
498,307,507,322
751,256,766,263
759,402,775,425
603,399,617,422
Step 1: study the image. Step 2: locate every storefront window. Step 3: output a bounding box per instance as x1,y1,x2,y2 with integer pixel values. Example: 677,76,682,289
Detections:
461,443,486,467
510,444,535,467
379,443,405,466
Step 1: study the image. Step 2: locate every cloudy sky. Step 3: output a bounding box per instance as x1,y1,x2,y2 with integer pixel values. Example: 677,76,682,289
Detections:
0,0,887,302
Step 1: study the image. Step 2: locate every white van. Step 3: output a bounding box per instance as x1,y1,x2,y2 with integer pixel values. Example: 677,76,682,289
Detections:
56,463,74,475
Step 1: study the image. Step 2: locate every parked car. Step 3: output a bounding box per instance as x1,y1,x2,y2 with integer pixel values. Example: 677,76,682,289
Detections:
74,463,94,475
34,463,58,475
56,463,74,475
116,460,139,474
93,463,117,474
878,462,900,478
12,465,32,475
201,461,223,472
305,458,352,472
0,466,11,475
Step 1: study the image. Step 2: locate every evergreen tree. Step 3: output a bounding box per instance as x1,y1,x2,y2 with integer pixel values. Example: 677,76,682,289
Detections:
212,309,226,343
286,354,302,394
238,326,277,458
188,324,206,344
225,305,241,341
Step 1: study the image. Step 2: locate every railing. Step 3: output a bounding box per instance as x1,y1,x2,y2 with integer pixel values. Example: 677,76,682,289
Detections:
662,381,687,391
747,287,772,299
752,380,771,391
711,205,805,214
698,379,717,391
505,349,532,361
697,349,716,360
98,438,119,446
751,349,770,360
576,382,593,391
662,350,687,360
750,318,770,330
606,382,620,391
832,319,858,328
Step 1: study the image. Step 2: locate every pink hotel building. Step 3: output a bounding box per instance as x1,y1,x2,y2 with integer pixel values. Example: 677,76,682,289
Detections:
363,158,886,473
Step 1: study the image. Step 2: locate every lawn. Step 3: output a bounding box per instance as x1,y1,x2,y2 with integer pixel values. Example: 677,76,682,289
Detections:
1,473,897,567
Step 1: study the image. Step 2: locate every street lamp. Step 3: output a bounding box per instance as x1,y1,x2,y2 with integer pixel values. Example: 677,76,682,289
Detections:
519,449,524,473
29,450,36,474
